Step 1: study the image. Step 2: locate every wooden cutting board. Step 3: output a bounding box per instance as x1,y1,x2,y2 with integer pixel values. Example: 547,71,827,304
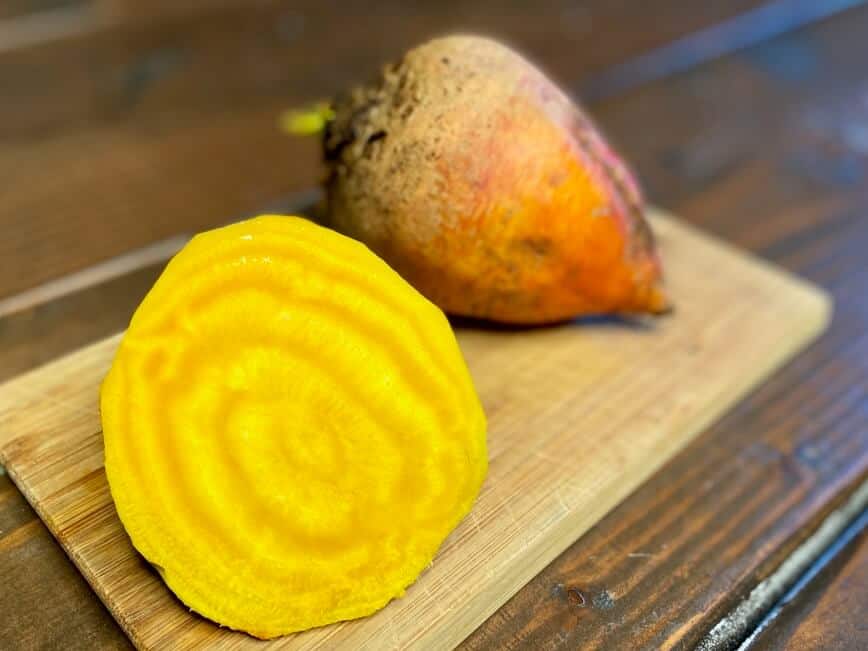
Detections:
0,211,830,650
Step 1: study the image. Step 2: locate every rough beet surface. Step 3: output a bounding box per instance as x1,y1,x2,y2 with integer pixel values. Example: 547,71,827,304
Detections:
324,35,668,324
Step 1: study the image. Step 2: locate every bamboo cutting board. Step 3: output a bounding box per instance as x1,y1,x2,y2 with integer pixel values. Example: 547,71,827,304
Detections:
0,212,830,650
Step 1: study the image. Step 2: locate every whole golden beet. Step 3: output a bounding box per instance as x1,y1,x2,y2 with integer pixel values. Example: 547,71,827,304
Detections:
323,35,668,324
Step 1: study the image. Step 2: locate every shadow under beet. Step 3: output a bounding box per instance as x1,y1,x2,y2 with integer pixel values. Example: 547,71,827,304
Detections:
448,311,671,334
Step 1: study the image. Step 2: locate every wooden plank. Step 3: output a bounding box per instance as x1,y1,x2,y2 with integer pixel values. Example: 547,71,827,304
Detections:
0,212,829,649
698,481,868,649
580,0,868,101
0,0,769,139
0,264,164,385
0,473,130,650
462,5,868,649
0,0,786,301
0,234,184,319
747,513,868,650
0,0,87,22
0,102,323,301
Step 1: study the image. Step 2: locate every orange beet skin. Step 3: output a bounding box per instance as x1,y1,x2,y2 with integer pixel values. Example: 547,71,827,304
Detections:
324,35,669,324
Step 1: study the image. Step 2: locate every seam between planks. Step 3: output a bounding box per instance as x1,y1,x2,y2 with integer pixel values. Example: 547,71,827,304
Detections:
698,476,868,651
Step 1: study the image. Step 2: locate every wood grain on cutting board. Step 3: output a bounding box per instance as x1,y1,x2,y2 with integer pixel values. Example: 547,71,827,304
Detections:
0,212,830,650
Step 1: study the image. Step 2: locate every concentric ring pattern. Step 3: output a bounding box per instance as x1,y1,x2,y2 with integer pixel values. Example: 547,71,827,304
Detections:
100,215,488,638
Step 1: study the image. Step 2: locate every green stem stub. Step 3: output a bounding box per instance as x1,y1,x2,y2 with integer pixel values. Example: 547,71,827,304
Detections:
279,103,335,136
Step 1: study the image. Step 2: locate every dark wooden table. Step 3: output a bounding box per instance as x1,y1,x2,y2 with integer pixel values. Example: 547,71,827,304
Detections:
1,1,866,649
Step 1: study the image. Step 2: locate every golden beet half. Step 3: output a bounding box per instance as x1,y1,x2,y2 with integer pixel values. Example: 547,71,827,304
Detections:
101,215,487,638
324,35,668,324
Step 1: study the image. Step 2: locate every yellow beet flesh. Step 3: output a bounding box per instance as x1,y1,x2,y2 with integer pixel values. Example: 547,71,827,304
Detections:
101,215,488,638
